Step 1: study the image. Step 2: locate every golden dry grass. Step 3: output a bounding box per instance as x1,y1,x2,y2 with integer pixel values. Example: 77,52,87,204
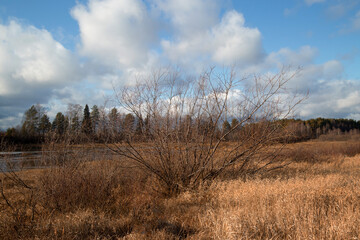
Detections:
196,168,360,239
1,141,360,239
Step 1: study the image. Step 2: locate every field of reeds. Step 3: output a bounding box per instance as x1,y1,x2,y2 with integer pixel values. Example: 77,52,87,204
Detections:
1,140,360,239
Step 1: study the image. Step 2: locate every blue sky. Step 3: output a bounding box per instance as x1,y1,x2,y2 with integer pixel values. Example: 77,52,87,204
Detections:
0,0,360,129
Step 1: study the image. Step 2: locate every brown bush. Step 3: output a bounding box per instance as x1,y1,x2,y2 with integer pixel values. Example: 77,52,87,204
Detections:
111,67,304,195
39,163,120,212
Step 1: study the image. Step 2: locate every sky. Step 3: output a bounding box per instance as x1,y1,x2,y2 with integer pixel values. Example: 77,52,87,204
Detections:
0,0,360,130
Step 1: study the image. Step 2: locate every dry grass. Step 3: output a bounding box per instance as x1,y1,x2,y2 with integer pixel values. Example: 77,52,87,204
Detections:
196,168,360,239
1,140,360,239
282,140,360,163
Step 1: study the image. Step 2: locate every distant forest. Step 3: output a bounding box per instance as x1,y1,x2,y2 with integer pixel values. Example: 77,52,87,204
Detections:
1,104,360,145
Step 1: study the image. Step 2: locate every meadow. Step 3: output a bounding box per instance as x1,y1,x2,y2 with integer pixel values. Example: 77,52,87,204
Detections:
1,139,360,239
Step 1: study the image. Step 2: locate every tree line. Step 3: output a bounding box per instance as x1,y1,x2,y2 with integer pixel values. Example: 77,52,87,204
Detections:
1,103,140,144
1,104,360,145
279,118,360,142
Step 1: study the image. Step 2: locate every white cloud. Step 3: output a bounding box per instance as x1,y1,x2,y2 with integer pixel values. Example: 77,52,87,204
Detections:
337,90,360,109
0,21,80,95
299,80,360,119
257,47,360,120
347,113,360,120
153,0,220,38
323,60,344,79
71,0,262,74
267,46,318,68
259,47,355,120
305,0,326,6
0,20,81,128
211,11,264,65
237,45,353,119
161,10,264,68
2,0,360,129
71,0,157,69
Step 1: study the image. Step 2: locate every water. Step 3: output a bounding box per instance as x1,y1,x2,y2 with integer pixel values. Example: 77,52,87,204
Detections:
0,151,44,172
0,148,116,172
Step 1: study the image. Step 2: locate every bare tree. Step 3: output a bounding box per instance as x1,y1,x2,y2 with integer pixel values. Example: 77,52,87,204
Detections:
66,103,83,135
109,67,304,195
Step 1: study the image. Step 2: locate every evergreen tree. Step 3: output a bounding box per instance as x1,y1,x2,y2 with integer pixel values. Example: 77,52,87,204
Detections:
52,112,66,135
39,114,51,135
91,105,100,134
82,104,92,135
5,128,18,140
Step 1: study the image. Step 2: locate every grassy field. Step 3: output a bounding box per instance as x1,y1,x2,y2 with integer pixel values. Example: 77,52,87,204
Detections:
1,140,360,239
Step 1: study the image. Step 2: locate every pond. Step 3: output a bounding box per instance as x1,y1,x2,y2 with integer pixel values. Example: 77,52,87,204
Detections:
0,151,44,172
0,148,116,172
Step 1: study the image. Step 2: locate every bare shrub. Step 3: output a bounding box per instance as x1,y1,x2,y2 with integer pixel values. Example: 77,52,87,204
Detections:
0,140,40,238
0,174,38,238
110,67,304,195
39,162,117,212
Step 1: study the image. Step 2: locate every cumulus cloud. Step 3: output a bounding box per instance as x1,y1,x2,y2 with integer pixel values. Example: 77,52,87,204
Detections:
0,21,80,94
268,46,318,67
72,0,264,72
0,20,81,128
161,10,264,68
237,44,355,119
299,80,360,119
262,48,360,120
1,0,360,129
211,11,264,65
153,0,220,38
71,0,157,69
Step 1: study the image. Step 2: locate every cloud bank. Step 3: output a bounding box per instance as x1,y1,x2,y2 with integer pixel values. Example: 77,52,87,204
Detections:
1,0,360,129
0,20,81,129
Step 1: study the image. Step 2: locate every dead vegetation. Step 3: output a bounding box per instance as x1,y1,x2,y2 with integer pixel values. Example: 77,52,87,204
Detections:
2,67,359,239
1,139,360,239
109,67,304,195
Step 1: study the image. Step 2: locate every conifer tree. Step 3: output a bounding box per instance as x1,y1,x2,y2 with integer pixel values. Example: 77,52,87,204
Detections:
91,105,100,134
39,114,51,135
82,104,92,135
52,112,66,135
